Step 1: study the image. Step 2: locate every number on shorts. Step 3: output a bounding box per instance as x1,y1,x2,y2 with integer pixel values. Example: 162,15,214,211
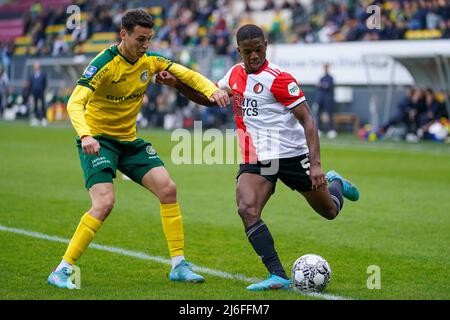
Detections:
300,157,310,176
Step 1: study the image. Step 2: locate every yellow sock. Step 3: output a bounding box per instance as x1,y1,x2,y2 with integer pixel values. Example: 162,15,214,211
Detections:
62,213,103,264
160,203,184,257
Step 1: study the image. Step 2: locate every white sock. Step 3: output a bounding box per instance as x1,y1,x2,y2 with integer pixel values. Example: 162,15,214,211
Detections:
55,259,73,272
171,255,185,269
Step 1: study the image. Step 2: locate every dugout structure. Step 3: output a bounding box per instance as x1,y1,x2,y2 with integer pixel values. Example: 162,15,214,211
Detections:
362,40,450,124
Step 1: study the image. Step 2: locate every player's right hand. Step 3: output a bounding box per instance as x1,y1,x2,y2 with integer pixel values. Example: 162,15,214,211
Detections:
81,136,100,156
210,89,230,108
309,165,327,191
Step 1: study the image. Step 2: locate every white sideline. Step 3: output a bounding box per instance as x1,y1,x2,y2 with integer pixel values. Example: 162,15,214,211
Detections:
0,224,351,300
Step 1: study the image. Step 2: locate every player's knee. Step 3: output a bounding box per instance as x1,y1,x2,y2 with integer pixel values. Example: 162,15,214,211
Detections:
91,194,115,220
324,211,337,220
321,206,337,220
159,180,177,203
237,201,260,221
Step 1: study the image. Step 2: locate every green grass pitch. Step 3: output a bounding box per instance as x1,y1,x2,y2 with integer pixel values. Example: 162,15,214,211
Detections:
0,121,449,300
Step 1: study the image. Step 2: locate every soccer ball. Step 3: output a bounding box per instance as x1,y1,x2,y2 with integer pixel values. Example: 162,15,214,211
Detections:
291,254,332,292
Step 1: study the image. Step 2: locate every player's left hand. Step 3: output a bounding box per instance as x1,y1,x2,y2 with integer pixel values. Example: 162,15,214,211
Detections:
310,165,327,191
210,89,230,108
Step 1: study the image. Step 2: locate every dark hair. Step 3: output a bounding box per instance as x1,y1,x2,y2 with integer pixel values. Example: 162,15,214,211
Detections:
121,9,154,34
236,24,265,45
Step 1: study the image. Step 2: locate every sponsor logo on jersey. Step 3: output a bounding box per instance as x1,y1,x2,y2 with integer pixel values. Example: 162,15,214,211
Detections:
83,66,97,78
288,82,300,96
140,70,149,83
156,56,170,63
253,83,263,94
232,83,238,90
89,67,110,87
233,94,259,117
91,156,111,168
146,145,157,156
106,90,146,102
112,77,126,84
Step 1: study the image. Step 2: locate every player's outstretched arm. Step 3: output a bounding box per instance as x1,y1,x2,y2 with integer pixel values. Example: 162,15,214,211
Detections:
164,63,230,107
156,71,229,107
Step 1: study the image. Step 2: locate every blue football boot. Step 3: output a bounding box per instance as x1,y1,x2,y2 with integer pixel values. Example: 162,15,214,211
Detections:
246,274,292,291
169,260,205,283
326,170,360,201
47,267,77,289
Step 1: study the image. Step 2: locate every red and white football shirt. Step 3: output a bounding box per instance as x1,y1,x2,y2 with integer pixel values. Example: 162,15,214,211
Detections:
217,59,308,163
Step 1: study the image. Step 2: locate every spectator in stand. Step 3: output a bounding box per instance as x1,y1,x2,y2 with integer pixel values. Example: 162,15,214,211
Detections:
318,20,339,42
412,0,429,29
345,17,364,41
425,1,442,29
52,34,69,56
214,36,229,55
381,15,401,40
11,0,450,60
281,0,293,10
291,0,306,29
438,0,450,20
1,42,12,76
243,0,253,12
441,19,450,38
263,0,276,11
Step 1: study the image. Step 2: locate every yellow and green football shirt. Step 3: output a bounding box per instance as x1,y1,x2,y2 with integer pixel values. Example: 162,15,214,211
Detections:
67,44,218,141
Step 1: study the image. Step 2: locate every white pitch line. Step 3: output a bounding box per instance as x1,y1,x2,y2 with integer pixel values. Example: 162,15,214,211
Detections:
0,224,351,300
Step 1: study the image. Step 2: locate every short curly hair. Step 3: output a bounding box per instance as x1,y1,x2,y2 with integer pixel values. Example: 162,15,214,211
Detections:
236,24,265,45
121,9,154,34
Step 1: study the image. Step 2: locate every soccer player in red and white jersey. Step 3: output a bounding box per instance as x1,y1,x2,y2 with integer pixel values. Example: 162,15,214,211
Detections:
157,24,360,291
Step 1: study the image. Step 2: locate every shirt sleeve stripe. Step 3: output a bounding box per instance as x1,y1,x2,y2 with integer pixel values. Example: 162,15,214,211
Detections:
286,96,306,109
164,62,174,71
77,80,95,92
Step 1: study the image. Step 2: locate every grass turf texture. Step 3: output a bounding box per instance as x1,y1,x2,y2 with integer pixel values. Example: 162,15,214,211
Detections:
0,121,449,300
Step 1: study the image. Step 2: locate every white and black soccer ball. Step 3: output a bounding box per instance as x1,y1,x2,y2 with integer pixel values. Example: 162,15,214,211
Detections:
292,254,332,292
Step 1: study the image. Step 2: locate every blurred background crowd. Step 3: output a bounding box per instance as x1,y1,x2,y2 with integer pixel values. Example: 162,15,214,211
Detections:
0,0,449,141
1,0,449,60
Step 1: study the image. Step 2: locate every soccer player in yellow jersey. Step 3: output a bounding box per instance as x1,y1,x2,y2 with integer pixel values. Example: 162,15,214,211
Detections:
47,9,229,289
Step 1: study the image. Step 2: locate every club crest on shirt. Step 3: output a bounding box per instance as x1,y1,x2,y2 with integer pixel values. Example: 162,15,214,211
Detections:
83,66,97,78
146,145,156,156
140,70,149,83
288,82,300,96
253,83,263,94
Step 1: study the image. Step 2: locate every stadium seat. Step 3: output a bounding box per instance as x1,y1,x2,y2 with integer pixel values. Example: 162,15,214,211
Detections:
0,18,23,41
63,34,73,45
77,42,112,54
14,35,32,46
405,29,442,40
14,35,34,55
90,32,118,43
149,6,163,15
45,24,66,36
